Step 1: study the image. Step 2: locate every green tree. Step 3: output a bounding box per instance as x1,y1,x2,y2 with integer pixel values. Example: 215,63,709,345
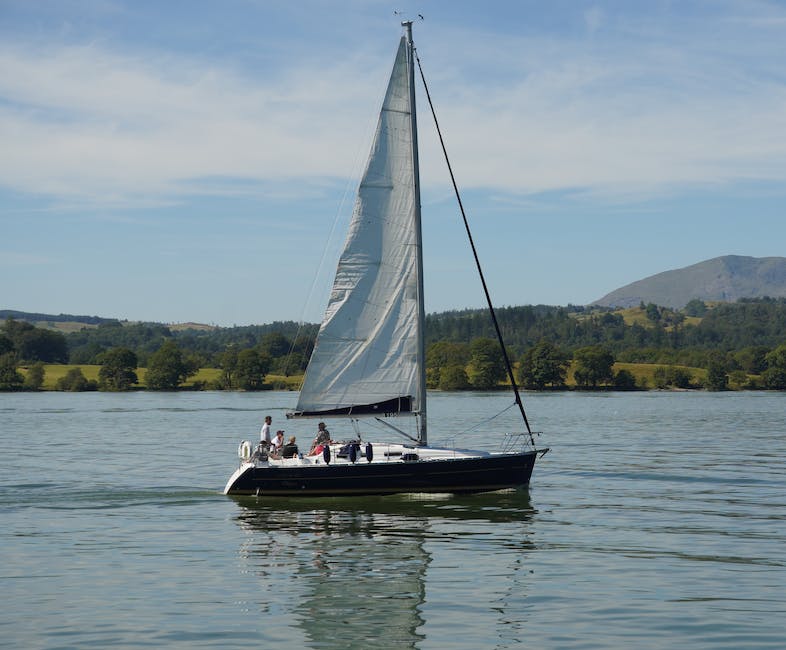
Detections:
439,364,470,390
426,341,471,389
183,352,203,381
573,346,615,388
670,367,693,389
427,341,471,368
2,319,68,362
145,340,196,390
259,332,291,358
705,355,729,391
24,362,45,390
466,338,506,390
20,328,68,363
762,344,786,389
613,368,637,390
98,347,138,391
733,346,769,374
653,365,692,389
729,369,750,389
218,347,239,389
56,367,95,391
70,341,108,365
0,353,24,391
235,349,271,390
645,303,661,322
274,354,305,377
290,335,315,372
517,340,569,389
684,299,707,317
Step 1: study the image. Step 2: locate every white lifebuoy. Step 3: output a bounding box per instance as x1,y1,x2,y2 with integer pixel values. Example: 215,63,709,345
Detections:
238,440,253,461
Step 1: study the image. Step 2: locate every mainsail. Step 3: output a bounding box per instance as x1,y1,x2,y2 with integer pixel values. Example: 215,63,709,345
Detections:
291,35,425,420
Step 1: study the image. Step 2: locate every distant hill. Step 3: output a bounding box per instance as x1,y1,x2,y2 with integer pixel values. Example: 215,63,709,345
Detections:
0,310,116,329
0,311,221,331
593,255,786,309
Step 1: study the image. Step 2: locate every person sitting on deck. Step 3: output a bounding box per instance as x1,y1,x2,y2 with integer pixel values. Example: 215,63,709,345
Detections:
308,422,332,455
267,430,286,459
280,436,299,459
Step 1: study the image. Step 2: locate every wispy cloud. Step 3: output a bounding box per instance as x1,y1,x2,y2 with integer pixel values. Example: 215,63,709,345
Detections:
417,8,786,198
0,40,385,206
1,2,786,211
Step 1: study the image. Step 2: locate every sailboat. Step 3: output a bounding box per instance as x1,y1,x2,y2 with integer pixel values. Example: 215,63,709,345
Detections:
224,22,548,497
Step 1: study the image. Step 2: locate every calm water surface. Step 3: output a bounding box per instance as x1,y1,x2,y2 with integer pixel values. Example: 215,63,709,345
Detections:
1,391,784,649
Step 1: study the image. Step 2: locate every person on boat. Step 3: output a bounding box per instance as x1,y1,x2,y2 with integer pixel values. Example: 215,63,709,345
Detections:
259,415,272,448
281,436,299,459
308,422,331,455
268,430,287,460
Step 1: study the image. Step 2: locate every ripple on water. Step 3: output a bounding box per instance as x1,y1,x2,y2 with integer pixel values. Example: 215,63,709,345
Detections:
1,391,785,649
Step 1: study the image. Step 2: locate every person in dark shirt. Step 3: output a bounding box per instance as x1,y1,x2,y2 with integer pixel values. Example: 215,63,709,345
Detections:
281,436,299,459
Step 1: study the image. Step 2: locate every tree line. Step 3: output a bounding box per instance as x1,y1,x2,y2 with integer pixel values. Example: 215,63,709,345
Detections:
427,298,786,361
3,297,786,391
0,318,317,392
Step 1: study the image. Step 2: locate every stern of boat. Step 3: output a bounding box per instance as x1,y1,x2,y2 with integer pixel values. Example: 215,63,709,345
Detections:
223,462,254,495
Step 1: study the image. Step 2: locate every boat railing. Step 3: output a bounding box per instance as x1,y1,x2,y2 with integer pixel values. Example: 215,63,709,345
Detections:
499,432,542,453
429,435,458,450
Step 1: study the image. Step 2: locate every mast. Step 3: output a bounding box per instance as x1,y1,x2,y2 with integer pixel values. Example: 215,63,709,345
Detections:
403,21,428,447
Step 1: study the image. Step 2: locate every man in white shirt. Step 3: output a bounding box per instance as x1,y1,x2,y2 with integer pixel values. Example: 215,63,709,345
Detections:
260,415,272,447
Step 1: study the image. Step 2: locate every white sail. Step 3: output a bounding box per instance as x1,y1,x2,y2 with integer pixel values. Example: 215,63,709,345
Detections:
293,36,423,418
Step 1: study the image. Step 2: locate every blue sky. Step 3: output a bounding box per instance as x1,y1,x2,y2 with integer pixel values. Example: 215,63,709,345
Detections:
2,0,786,326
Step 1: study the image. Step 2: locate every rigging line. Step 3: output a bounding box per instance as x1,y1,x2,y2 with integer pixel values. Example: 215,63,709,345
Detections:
375,417,421,444
414,49,535,447
465,401,518,434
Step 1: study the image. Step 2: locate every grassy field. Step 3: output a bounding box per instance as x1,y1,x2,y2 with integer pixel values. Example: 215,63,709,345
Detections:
34,364,101,387
616,306,702,329
612,362,706,387
20,365,304,391
561,361,704,388
617,307,652,328
21,363,744,391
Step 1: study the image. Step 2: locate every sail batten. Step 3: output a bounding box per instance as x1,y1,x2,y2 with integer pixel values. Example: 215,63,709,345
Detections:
291,36,423,421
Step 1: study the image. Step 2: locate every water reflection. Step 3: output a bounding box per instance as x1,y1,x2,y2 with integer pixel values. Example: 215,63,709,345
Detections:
231,492,537,649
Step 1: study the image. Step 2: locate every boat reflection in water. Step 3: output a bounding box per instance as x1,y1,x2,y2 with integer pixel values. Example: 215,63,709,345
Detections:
231,491,537,649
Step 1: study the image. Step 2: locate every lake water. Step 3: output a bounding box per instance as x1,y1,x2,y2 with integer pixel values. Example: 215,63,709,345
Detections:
1,390,784,649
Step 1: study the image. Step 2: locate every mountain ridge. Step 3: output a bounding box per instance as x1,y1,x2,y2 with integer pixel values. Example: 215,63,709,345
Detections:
593,255,786,309
6,255,786,329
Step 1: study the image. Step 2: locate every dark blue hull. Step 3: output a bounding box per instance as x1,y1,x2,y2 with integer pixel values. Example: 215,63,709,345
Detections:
225,451,540,497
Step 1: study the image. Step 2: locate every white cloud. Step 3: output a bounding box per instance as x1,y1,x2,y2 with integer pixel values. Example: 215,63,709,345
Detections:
1,4,786,210
0,42,385,205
